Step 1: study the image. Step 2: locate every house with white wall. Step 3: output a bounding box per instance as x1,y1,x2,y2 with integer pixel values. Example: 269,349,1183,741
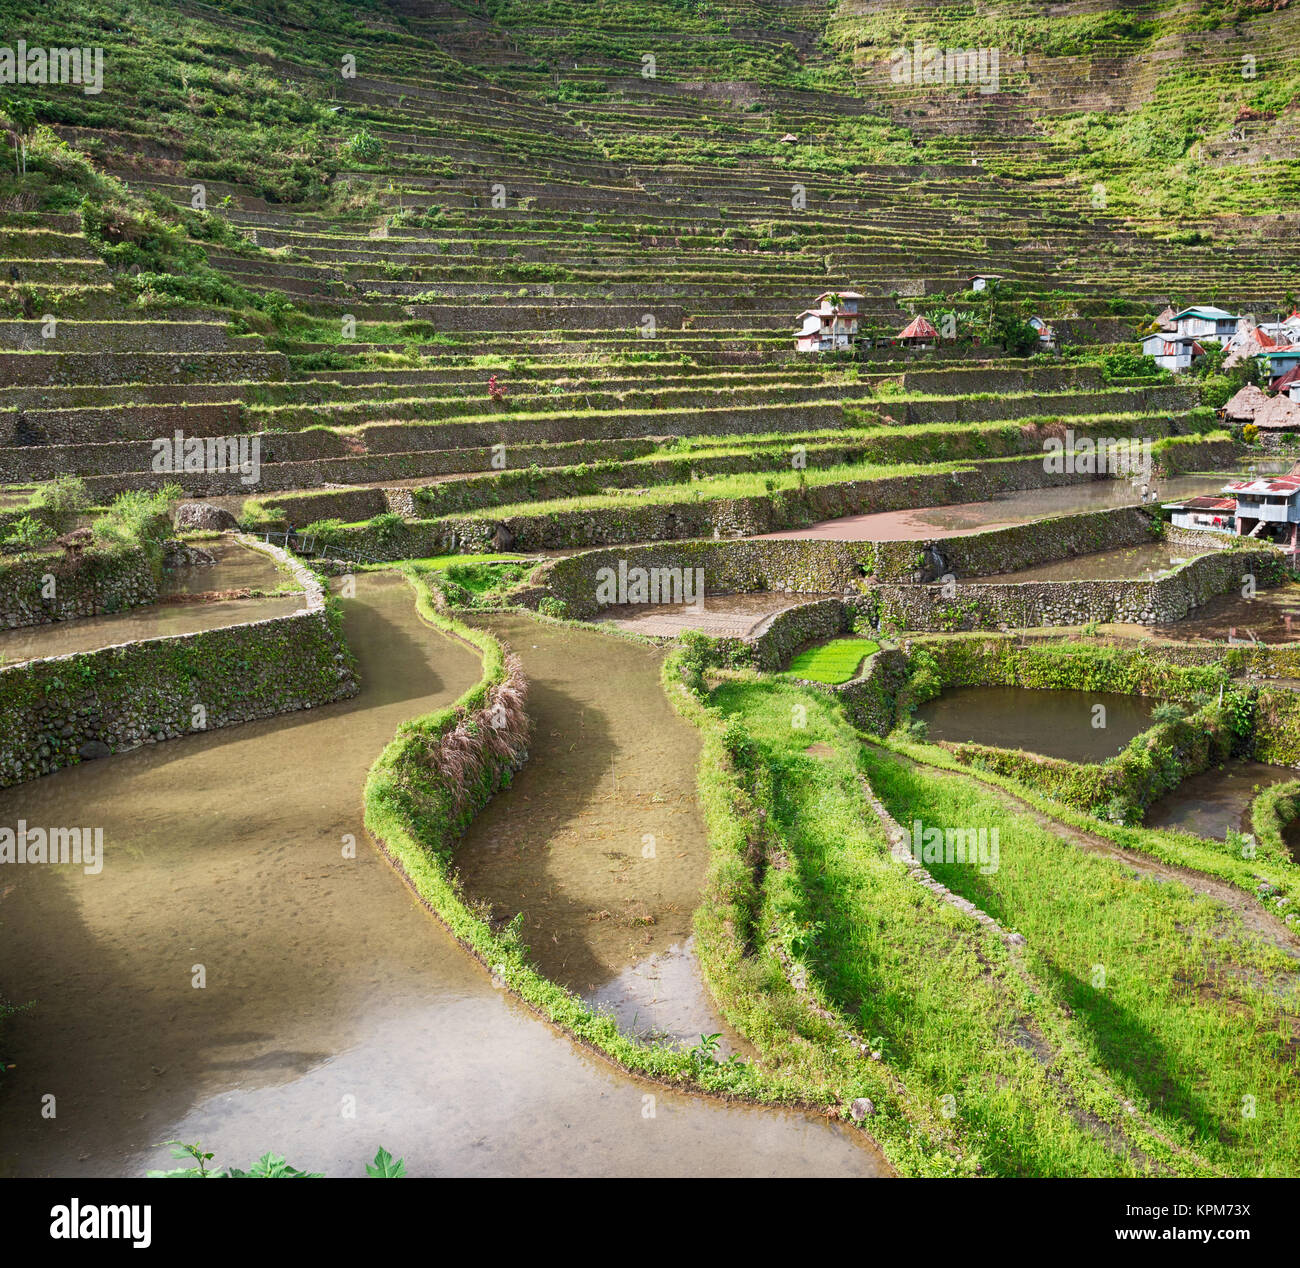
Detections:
1141,331,1204,372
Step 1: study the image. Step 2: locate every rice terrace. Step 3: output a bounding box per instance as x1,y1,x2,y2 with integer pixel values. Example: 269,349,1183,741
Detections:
0,0,1297,1236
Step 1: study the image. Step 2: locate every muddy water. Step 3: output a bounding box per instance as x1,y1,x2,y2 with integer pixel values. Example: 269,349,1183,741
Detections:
761,475,1226,542
0,573,884,1177
1108,582,1300,645
599,592,810,640
917,686,1160,762
979,542,1195,584
0,595,306,665
161,537,287,596
1145,760,1299,841
455,615,743,1051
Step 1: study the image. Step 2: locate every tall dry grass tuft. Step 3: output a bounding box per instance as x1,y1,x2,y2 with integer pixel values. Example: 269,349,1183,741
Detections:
426,651,530,814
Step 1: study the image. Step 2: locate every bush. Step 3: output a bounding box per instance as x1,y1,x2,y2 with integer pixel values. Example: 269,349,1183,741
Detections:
538,596,567,619
1,514,55,552
303,518,346,546
31,475,89,532
91,485,179,574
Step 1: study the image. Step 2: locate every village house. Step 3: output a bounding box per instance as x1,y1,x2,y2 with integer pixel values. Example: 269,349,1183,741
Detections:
1259,311,1300,342
895,314,940,348
968,274,1002,292
1222,321,1277,368
1028,315,1055,349
1273,365,1300,399
1223,465,1300,552
793,291,862,353
1162,495,1236,534
1263,345,1300,386
1140,330,1203,372
1170,305,1240,345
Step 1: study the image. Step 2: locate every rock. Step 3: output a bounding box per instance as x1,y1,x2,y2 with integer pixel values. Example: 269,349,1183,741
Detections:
77,740,112,761
490,522,516,552
849,1097,876,1121
173,503,239,532
162,540,218,569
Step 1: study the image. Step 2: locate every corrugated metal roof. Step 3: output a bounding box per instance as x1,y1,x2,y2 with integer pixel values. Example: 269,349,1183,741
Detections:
897,315,939,340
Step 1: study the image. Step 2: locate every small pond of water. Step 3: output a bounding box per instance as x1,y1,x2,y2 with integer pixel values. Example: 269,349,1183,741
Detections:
916,686,1161,763
1145,760,1299,843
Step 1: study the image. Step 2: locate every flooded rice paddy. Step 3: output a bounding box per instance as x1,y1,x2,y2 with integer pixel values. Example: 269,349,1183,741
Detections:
1105,583,1300,645
0,595,306,665
978,542,1195,584
0,572,885,1177
761,475,1227,542
598,592,809,639
161,536,288,596
0,539,302,666
916,686,1161,762
1145,760,1299,843
456,614,745,1052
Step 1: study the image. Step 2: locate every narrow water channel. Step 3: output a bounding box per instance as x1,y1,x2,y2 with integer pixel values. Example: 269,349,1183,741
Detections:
0,573,885,1177
456,614,745,1053
916,686,1161,762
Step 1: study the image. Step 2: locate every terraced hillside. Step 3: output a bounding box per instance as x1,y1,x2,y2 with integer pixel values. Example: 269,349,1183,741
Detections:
2,0,1295,517
3,0,1300,1191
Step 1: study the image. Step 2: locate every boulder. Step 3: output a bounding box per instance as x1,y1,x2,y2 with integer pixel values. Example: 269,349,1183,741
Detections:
173,502,239,532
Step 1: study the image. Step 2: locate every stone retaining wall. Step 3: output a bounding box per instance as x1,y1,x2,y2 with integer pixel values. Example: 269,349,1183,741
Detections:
445,455,1099,553
0,545,157,629
878,548,1285,632
749,598,848,671
0,539,357,787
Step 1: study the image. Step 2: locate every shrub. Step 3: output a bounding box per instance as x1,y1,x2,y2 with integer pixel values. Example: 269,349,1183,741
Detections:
90,485,178,574
303,518,346,546
537,596,567,619
1,514,55,552
31,475,89,532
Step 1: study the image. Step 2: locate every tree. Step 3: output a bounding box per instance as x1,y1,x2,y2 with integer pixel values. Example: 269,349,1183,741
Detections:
0,95,37,176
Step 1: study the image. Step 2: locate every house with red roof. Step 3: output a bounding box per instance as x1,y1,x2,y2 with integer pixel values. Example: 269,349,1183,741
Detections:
895,314,939,348
1161,495,1236,534
1224,464,1300,551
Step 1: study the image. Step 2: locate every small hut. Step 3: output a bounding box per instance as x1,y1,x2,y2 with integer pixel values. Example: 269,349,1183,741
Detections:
896,315,939,348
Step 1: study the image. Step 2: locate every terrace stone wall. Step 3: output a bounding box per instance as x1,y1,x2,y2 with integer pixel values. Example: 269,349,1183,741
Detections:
520,539,875,620
749,597,848,671
0,541,357,788
878,548,1286,632
0,546,158,630
829,648,910,736
446,456,1100,553
1151,437,1238,475
868,505,1157,582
